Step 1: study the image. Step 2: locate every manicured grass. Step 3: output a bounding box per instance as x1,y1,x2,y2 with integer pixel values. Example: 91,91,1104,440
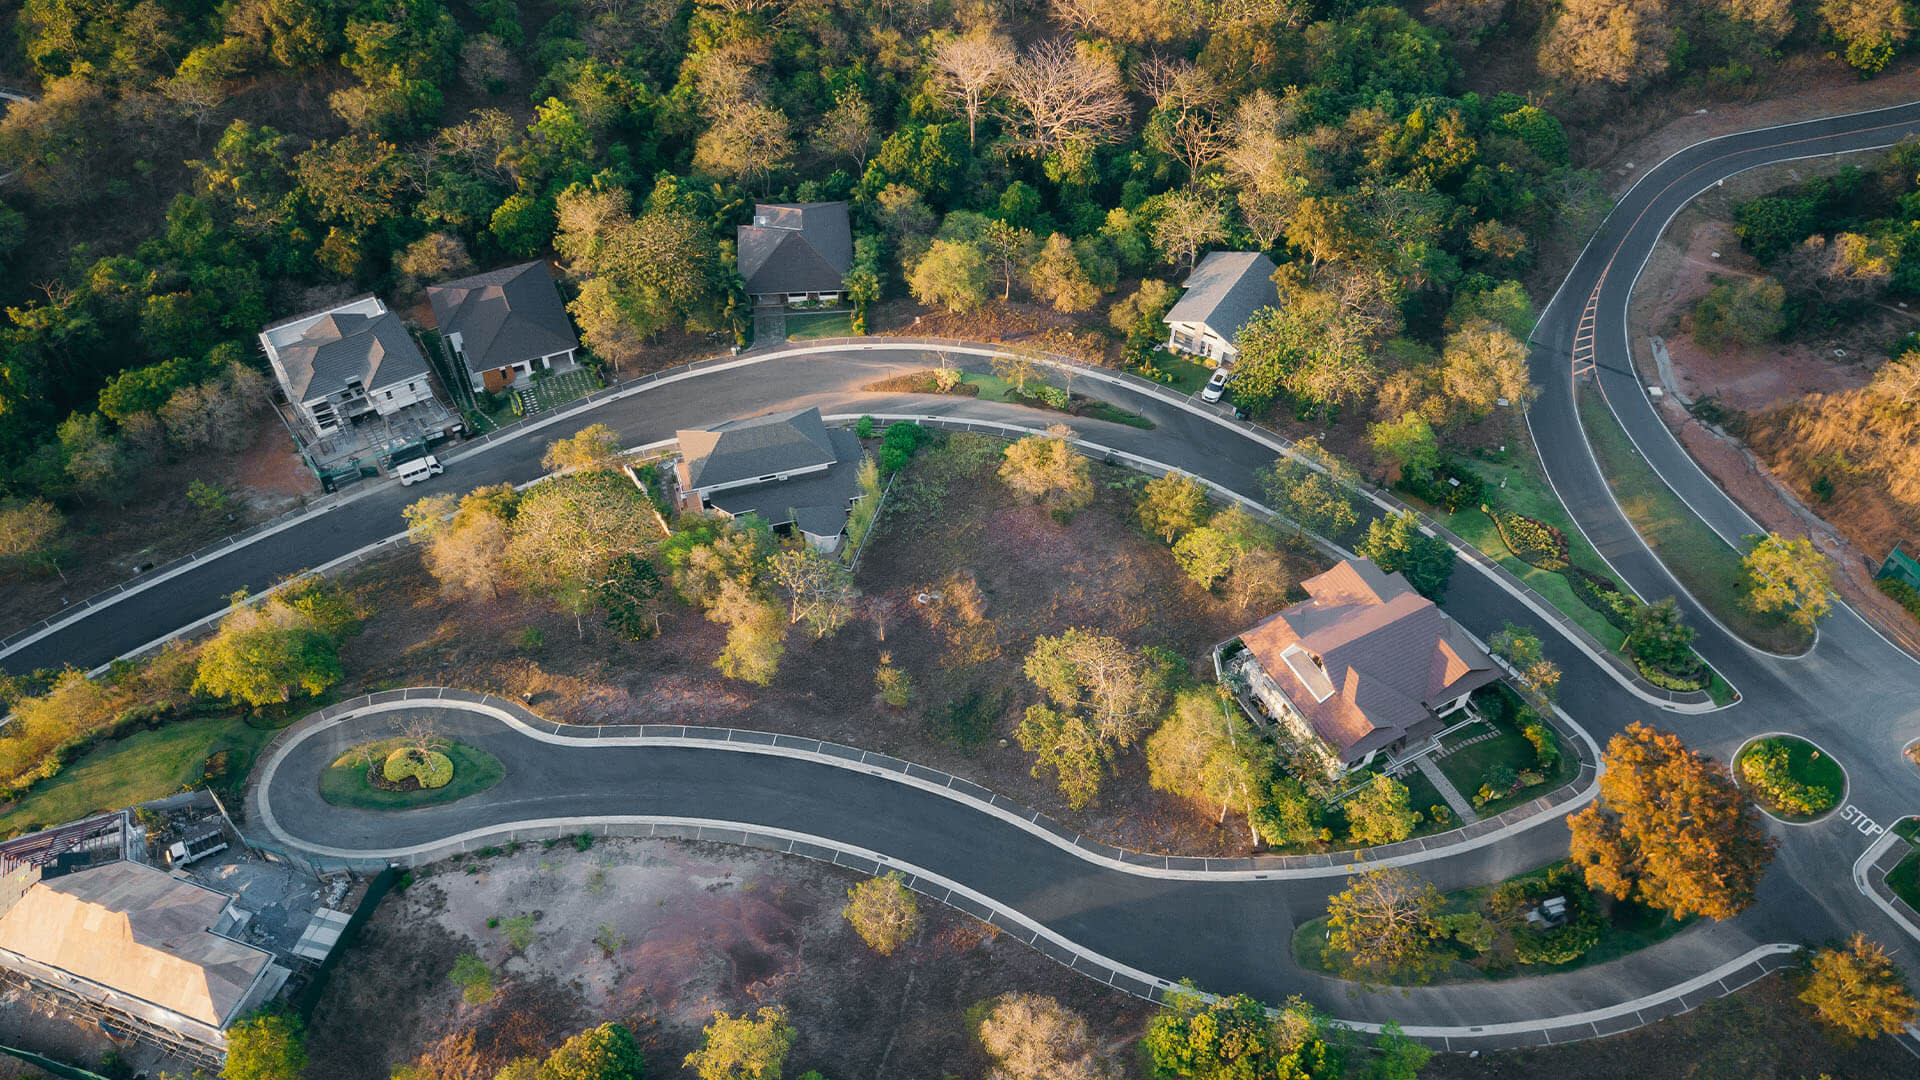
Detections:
1143,353,1214,395
785,309,856,340
1434,720,1570,819
1575,388,1811,655
320,737,505,810
962,372,1016,402
1890,846,1920,912
1396,768,1450,826
0,714,277,837
1080,400,1155,430
1734,735,1844,820
1893,816,1920,843
1419,448,1629,653
1292,860,1695,985
1707,670,1737,706
959,374,1153,429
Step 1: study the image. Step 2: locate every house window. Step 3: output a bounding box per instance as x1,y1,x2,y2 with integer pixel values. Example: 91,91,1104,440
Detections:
383,390,394,400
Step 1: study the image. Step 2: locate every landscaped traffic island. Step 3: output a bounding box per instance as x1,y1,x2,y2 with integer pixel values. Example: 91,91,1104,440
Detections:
1291,860,1695,985
1735,734,1843,821
320,737,505,810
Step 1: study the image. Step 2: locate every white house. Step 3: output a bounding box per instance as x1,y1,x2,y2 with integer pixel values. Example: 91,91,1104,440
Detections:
258,296,438,437
1163,251,1282,366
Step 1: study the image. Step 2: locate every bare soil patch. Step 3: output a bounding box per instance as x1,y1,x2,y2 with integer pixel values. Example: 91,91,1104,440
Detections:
308,838,1154,1080
0,413,322,640
334,434,1325,856
1624,183,1920,656
1418,970,1912,1080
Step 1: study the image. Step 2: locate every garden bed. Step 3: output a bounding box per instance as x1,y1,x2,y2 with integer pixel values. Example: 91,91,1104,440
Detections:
320,737,505,811
1732,734,1843,821
1433,686,1574,818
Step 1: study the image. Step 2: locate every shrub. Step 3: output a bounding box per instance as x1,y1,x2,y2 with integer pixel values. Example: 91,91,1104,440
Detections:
880,422,931,472
1565,567,1635,630
383,748,454,789
1879,577,1920,619
1398,459,1485,512
1740,741,1837,816
1036,384,1070,410
1522,717,1560,771
1490,509,1570,571
1489,865,1602,967
855,415,875,438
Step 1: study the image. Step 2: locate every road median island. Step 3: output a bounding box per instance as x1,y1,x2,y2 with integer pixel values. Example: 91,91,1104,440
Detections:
1577,386,1813,657
320,735,504,811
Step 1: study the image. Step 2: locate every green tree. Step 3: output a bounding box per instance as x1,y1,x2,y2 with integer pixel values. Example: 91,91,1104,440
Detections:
543,424,625,474
1324,866,1447,984
1173,528,1237,590
842,872,922,956
1015,703,1104,809
768,548,857,639
1368,413,1439,483
999,426,1091,512
1625,597,1697,675
448,952,494,1004
1344,774,1418,847
1141,990,1330,1079
685,1007,792,1080
221,1012,306,1080
1799,933,1919,1040
0,498,67,581
1741,533,1836,630
1819,0,1911,73
1136,472,1209,544
1024,629,1170,747
1027,232,1100,312
1146,690,1273,842
909,239,991,313
1357,512,1455,600
1258,448,1361,541
1691,277,1786,353
193,595,343,707
537,1022,647,1080
1440,318,1535,421
1489,623,1561,709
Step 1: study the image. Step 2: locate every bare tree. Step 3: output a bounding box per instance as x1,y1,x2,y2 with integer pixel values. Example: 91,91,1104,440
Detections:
998,39,1132,157
1151,190,1227,274
932,28,1016,147
815,90,877,172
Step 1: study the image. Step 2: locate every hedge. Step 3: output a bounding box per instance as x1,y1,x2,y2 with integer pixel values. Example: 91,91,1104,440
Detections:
1565,567,1636,630
1632,655,1711,692
1879,577,1920,620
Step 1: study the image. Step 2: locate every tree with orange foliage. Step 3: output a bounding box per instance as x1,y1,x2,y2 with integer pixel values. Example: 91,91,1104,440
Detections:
1568,723,1776,920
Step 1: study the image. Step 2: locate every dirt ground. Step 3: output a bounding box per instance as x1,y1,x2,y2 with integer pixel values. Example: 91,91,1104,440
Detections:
1421,971,1914,1080
338,434,1324,857
306,838,1155,1080
1622,168,1920,657
0,408,322,641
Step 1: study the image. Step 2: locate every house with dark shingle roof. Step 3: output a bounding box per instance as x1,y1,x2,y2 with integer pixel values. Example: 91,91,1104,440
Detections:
1163,251,1282,365
1235,558,1499,771
737,202,853,304
426,261,581,394
258,296,440,437
675,407,866,551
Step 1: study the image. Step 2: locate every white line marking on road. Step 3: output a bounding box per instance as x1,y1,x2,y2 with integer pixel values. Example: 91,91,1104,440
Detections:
1841,803,1885,839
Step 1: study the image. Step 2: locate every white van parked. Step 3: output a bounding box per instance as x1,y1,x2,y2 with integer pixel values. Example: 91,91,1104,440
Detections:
394,455,444,486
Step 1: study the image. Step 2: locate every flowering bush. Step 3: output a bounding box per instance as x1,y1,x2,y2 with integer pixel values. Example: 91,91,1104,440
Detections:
384,748,454,789
1491,510,1570,571
1740,742,1836,816
1565,567,1636,630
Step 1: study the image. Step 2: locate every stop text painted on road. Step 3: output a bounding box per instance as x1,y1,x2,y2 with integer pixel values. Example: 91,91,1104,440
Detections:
1840,804,1884,839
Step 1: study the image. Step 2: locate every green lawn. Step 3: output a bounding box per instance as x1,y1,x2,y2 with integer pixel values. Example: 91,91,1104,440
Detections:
1396,767,1449,825
1734,735,1844,820
1144,353,1214,395
1419,449,1628,653
1434,720,1571,819
1293,860,1695,985
786,309,857,341
319,737,505,810
958,373,1152,429
0,714,277,837
1890,846,1920,911
1575,389,1811,655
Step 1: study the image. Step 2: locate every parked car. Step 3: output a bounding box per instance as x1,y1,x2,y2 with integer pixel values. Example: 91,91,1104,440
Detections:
394,454,444,486
1200,368,1231,403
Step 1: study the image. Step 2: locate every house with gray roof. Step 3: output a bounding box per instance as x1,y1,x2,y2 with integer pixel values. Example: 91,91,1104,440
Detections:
1232,558,1499,772
427,261,580,394
675,407,865,551
258,296,441,438
738,202,853,304
1163,251,1282,365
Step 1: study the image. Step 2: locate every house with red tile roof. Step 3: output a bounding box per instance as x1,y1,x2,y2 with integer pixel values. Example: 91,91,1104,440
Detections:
1236,558,1500,772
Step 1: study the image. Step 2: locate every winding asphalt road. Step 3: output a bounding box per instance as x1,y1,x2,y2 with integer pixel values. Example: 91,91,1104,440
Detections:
8,104,1920,1045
